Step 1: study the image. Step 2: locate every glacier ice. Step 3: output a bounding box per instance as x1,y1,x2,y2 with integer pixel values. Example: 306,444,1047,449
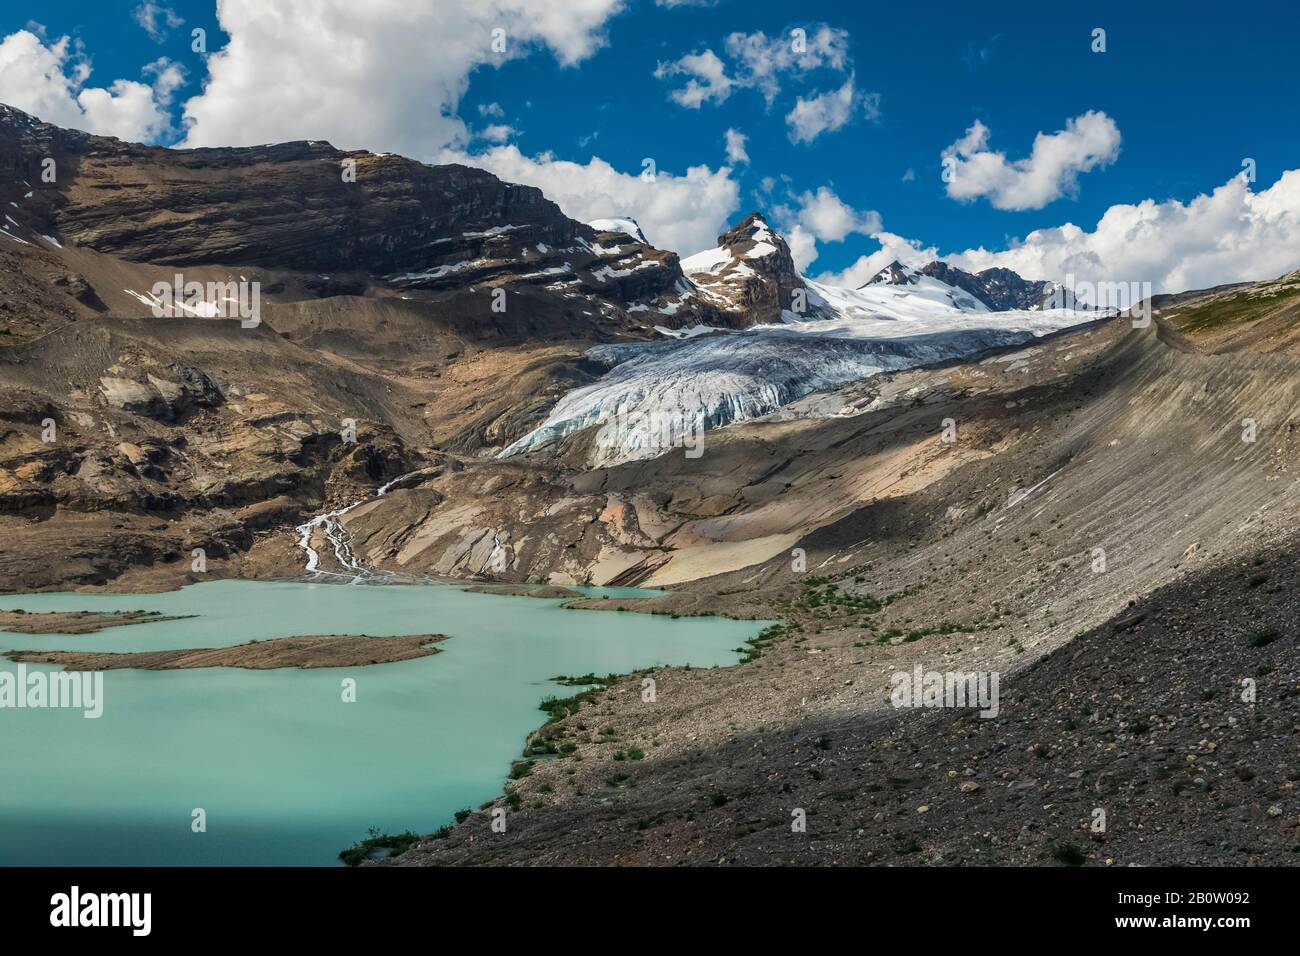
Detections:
501,274,1102,467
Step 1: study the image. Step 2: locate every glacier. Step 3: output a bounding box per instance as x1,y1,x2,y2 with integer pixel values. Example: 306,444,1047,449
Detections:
500,274,1103,467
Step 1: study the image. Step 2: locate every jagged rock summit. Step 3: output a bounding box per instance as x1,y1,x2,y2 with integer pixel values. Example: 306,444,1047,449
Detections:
862,258,1083,312
675,212,830,324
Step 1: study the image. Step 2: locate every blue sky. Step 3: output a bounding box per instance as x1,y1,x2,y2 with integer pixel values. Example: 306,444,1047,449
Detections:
4,0,1300,292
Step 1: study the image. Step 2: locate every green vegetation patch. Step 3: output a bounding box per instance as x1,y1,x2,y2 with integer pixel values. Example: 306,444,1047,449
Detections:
338,828,421,866
1169,287,1300,338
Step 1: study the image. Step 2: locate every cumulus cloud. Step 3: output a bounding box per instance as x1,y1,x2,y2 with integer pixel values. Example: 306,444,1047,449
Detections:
784,225,819,272
653,49,733,108
813,232,939,287
773,185,881,270
945,169,1300,298
182,0,623,155
810,169,1300,302
785,75,876,144
656,24,867,114
724,128,748,164
786,186,879,242
0,29,183,142
942,110,1121,210
133,2,184,43
441,144,740,256
723,25,850,105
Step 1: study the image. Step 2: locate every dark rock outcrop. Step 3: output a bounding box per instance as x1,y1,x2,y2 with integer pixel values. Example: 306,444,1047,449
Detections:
920,262,1063,311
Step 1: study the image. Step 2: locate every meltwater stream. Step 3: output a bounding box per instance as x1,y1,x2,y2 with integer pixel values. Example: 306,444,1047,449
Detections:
295,469,431,580
0,580,766,866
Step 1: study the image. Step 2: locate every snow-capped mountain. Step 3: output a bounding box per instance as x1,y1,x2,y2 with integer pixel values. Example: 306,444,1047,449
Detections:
922,262,1085,311
501,217,1106,466
863,260,1095,312
856,260,991,312
639,212,835,329
0,99,1097,476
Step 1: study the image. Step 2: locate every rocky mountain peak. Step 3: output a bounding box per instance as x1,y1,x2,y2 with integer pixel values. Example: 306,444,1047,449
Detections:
920,261,1069,311
0,103,716,337
673,210,817,326
718,211,775,246
861,260,918,287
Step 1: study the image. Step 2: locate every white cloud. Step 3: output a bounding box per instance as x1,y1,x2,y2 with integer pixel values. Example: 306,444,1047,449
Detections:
942,110,1121,210
0,29,182,142
653,49,733,109
656,24,855,110
773,185,881,270
478,102,505,118
144,58,186,105
477,124,515,143
724,128,748,164
133,2,184,43
784,225,818,272
813,232,938,288
724,26,850,105
810,169,1300,300
945,169,1300,297
785,74,876,144
787,186,879,242
182,0,624,155
442,144,740,256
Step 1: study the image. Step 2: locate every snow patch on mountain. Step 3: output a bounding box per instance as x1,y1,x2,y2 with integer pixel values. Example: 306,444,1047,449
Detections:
587,217,649,244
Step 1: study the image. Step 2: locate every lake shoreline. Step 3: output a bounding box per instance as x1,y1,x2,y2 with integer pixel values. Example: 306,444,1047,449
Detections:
0,578,762,866
0,609,192,634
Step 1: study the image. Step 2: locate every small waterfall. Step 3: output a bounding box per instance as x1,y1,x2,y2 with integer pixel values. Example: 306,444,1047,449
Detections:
295,468,432,583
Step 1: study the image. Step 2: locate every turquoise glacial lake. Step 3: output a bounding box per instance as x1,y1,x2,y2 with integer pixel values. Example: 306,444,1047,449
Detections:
0,580,763,866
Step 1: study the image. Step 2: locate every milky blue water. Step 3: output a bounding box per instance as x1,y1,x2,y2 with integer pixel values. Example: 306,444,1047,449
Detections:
0,580,762,866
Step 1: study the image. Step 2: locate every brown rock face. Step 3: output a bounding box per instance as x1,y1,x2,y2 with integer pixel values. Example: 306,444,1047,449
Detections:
0,104,702,330
13,106,576,274
678,212,826,327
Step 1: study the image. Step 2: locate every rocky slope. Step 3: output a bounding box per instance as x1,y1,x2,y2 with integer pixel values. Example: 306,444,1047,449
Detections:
4,104,1300,869
0,103,1108,591
381,313,1300,866
1148,269,1300,354
0,102,718,337
391,543,1298,866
